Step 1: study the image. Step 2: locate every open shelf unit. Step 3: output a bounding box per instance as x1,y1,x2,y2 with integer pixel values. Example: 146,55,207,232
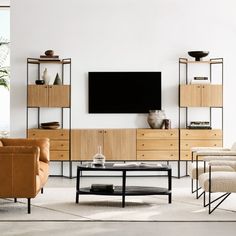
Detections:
26,58,72,178
178,57,224,177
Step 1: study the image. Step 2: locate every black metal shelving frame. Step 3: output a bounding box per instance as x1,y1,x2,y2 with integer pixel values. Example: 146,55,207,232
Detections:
26,58,72,178
178,58,224,177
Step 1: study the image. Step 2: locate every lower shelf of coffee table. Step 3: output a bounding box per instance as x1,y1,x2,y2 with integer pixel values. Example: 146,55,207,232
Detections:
78,186,170,196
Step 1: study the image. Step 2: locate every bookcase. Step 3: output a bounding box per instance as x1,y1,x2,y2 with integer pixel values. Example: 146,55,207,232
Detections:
26,58,72,177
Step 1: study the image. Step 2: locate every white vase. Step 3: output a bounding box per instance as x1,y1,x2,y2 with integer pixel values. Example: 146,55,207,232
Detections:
147,110,166,129
42,68,50,85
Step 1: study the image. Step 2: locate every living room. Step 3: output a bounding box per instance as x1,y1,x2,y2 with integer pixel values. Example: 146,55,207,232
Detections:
1,0,236,235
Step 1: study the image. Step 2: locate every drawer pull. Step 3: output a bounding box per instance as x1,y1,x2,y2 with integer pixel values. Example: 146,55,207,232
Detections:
61,144,64,146
185,144,188,146
170,144,173,146
61,134,64,136
214,134,217,136
142,154,144,157
170,154,173,157
170,133,173,136
33,133,35,136
214,144,217,146
186,134,188,136
61,154,64,157
142,133,145,136
142,144,145,146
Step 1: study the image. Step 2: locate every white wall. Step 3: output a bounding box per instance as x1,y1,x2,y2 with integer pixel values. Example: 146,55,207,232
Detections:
11,0,236,147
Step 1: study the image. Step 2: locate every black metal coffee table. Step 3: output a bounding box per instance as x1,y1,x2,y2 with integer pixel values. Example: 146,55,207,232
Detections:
76,163,172,207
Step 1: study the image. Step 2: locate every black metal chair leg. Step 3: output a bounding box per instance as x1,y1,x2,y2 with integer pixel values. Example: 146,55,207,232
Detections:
27,198,31,214
41,188,44,194
14,198,17,203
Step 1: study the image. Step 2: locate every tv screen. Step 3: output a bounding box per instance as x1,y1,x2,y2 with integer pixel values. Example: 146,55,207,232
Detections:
88,72,162,113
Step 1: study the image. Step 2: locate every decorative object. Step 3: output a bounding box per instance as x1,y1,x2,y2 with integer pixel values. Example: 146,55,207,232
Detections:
92,145,105,167
40,121,60,129
164,119,171,129
147,110,166,129
188,51,209,61
53,73,62,85
39,50,60,61
42,68,50,85
45,50,54,57
35,79,45,85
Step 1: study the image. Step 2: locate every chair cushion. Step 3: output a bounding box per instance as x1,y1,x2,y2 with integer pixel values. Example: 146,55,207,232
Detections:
188,162,234,179
199,171,236,192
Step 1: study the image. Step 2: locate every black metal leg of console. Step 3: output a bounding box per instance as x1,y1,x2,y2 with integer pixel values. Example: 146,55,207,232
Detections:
122,171,126,208
168,169,172,204
76,168,81,204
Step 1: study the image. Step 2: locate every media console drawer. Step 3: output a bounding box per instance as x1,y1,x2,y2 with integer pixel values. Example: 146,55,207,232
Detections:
137,129,179,161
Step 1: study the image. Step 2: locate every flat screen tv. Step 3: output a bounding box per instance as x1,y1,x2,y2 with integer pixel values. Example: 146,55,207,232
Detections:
88,72,162,113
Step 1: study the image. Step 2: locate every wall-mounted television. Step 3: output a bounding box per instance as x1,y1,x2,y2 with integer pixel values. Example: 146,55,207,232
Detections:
88,72,162,113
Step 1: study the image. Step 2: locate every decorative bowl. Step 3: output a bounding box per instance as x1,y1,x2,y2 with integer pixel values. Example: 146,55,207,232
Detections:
188,51,209,61
45,50,54,56
35,79,45,85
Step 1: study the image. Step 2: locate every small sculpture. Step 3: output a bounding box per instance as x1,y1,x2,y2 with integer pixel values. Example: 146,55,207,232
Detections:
42,68,50,85
53,73,62,85
45,50,54,57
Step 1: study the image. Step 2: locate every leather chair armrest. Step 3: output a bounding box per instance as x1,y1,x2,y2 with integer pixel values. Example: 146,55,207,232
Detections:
0,146,40,197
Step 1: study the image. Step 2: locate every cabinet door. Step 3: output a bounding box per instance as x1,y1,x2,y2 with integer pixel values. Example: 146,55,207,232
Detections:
48,85,70,107
180,85,202,107
103,129,136,160
71,129,103,160
201,85,223,107
28,85,48,107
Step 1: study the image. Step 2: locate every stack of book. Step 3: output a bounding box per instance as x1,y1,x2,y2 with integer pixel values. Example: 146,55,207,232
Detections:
187,121,211,129
90,184,114,193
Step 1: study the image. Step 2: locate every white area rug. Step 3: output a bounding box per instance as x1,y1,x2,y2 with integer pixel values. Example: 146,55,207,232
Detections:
1,187,236,221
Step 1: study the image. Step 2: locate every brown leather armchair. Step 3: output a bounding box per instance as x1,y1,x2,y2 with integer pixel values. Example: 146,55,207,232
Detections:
0,138,50,213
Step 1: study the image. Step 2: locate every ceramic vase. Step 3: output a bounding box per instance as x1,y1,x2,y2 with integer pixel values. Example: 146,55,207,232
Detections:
147,110,166,129
42,68,50,85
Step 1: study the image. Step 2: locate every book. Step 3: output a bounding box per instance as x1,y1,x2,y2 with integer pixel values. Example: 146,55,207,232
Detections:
90,184,114,193
38,58,61,62
40,55,59,58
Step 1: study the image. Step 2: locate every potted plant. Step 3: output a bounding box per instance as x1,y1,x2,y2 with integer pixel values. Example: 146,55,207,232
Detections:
0,38,10,90
0,67,9,90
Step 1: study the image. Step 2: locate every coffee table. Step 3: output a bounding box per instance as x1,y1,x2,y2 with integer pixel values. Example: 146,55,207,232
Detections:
76,163,172,207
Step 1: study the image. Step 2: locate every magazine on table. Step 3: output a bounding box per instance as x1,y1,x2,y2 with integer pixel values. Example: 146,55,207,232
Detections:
112,162,163,168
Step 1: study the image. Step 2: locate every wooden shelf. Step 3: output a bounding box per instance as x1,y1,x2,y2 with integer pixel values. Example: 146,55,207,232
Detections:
27,58,71,64
179,58,223,64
